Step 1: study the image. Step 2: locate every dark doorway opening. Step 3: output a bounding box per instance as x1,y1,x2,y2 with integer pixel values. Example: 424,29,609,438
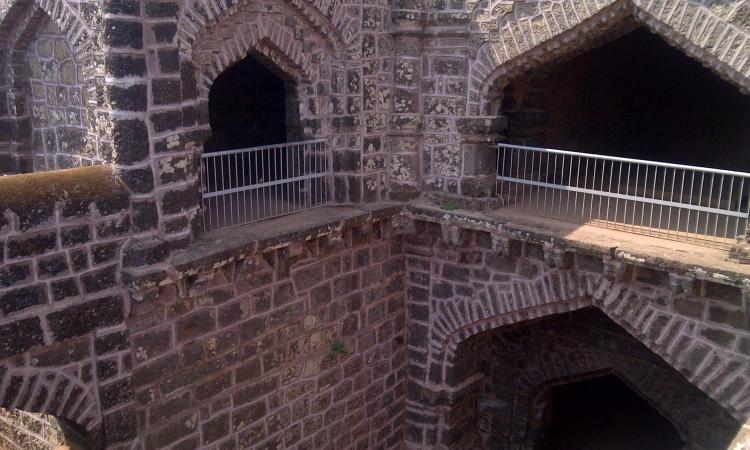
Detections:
201,53,326,231
537,375,683,450
206,53,300,153
500,26,750,171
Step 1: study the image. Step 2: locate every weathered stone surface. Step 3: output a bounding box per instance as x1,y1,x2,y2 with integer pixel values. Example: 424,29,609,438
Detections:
0,317,44,358
47,295,124,341
0,284,47,314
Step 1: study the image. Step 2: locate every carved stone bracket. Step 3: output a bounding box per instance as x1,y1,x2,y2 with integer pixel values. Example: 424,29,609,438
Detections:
668,273,694,296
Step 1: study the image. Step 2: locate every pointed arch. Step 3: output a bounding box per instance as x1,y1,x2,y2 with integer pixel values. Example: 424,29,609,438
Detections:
194,22,313,97
176,0,350,59
469,0,750,114
417,257,750,422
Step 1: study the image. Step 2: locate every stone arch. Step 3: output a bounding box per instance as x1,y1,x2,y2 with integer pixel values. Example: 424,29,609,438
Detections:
0,365,101,438
176,0,351,59
430,304,743,449
194,26,313,97
468,0,750,115
0,0,96,59
186,0,341,137
413,246,750,429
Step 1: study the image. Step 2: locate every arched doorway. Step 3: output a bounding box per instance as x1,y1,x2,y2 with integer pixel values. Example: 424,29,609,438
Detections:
200,51,328,230
205,53,301,153
492,21,750,246
498,25,750,171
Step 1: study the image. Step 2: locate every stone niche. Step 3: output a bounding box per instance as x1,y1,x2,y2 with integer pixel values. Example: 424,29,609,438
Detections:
24,16,88,171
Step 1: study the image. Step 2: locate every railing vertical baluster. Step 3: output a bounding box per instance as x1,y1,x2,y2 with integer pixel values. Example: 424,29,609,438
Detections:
553,153,560,216
530,148,537,211
724,176,735,239
215,156,221,230
714,174,725,239
254,147,259,222
590,158,597,222
606,160,613,225
580,156,588,220
631,163,639,228
684,170,694,238
734,177,746,240
496,146,502,198
706,173,715,240
675,169,685,236
639,164,647,230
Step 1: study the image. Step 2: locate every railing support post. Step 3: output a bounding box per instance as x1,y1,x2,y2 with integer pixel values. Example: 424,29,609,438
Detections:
425,116,506,210
729,220,750,264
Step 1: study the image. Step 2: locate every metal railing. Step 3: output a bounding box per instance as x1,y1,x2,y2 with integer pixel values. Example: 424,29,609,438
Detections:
201,139,330,231
496,144,750,248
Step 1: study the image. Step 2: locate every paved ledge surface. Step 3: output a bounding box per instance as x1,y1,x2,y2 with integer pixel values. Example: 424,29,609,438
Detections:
408,202,750,286
170,203,404,276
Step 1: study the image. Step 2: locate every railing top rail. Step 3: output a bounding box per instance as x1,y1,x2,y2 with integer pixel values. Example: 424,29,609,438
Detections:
495,143,750,178
202,139,327,159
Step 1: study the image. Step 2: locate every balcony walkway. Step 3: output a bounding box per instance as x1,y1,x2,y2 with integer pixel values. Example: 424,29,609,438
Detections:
409,202,750,282
496,144,750,250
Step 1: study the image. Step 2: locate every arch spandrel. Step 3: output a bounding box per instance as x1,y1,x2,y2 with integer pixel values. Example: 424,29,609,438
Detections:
176,0,352,60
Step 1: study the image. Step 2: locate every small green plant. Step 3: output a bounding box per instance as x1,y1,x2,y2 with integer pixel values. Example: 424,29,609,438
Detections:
440,201,458,211
330,340,347,355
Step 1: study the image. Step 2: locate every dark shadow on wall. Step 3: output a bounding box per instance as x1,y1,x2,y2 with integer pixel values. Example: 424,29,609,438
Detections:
537,375,683,450
205,53,301,152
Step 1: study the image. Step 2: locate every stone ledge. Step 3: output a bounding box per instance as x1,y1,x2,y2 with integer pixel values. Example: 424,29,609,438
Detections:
168,203,405,280
0,165,128,210
407,202,750,288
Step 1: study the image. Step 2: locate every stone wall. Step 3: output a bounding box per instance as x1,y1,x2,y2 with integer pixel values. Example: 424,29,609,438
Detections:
0,0,747,449
127,212,407,449
403,206,750,448
24,16,88,171
0,166,135,447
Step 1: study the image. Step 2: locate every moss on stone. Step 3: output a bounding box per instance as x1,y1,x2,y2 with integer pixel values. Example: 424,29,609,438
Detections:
0,165,127,209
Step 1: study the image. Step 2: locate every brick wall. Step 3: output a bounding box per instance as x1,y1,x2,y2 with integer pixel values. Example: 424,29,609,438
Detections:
128,222,407,449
